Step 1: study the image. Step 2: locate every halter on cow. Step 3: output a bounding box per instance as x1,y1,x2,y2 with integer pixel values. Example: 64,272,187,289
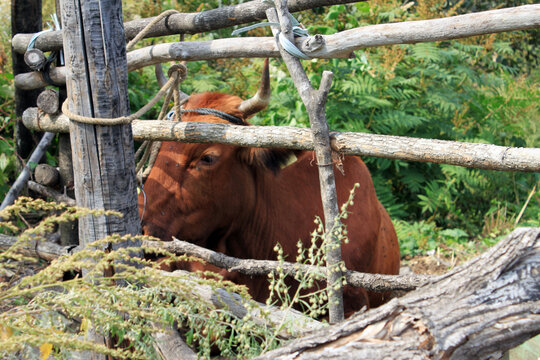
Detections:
139,60,400,315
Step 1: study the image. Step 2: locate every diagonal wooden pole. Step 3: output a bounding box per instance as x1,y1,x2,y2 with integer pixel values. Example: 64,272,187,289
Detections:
267,0,344,323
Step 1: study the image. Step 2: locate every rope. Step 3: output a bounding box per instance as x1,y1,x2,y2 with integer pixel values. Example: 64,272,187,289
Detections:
62,9,185,125
62,64,187,125
126,9,179,51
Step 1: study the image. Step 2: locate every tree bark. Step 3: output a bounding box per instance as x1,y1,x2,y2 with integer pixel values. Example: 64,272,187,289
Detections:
27,180,76,206
60,0,140,246
254,227,540,360
36,89,60,115
13,5,540,90
11,0,363,54
267,0,344,323
0,132,56,212
157,238,430,292
34,163,59,187
23,109,540,172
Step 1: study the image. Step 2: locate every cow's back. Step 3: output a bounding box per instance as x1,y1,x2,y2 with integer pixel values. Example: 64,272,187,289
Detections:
253,151,400,313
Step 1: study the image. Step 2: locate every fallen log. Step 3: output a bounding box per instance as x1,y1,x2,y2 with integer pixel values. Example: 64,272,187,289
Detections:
254,227,540,360
22,108,540,172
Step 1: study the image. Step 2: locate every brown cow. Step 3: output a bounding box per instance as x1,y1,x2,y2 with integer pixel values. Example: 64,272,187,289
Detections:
139,60,400,315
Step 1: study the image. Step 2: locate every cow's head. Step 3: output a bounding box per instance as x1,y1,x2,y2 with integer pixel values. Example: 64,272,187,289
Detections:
139,60,293,244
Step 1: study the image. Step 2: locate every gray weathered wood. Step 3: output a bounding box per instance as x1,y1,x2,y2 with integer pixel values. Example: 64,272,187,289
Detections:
60,0,140,245
14,5,540,91
22,109,540,172
27,180,76,206
254,227,540,360
60,1,141,358
152,325,198,360
0,132,55,212
23,48,47,71
34,163,59,187
156,238,431,292
0,233,73,261
267,0,344,323
37,88,60,114
11,0,363,54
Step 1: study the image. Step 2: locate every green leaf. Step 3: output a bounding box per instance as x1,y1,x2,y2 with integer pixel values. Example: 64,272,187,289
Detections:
28,161,38,171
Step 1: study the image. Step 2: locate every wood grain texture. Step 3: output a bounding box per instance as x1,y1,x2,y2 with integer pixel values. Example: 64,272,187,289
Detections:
60,0,140,245
14,5,540,91
254,227,540,360
11,0,43,163
12,0,363,53
23,109,540,172
149,238,431,292
267,1,344,323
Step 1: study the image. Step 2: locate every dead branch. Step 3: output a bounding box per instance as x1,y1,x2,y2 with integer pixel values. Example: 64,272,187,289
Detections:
0,233,323,338
253,227,540,360
146,238,430,292
27,180,76,206
152,324,198,360
0,234,74,262
0,132,56,214
23,109,540,172
267,0,344,322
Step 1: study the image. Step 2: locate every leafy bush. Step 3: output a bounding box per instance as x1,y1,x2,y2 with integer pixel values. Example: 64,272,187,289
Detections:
257,0,539,239
2,0,538,251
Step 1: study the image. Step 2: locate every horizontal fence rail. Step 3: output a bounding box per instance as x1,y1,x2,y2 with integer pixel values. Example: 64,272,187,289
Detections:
14,5,540,90
11,0,363,54
23,108,540,172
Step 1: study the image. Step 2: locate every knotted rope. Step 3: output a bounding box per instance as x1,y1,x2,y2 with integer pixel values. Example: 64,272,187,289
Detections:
61,64,186,125
62,9,184,126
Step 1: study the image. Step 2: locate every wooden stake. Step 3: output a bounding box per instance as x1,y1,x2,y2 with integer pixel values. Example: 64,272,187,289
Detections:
60,0,140,245
267,0,344,323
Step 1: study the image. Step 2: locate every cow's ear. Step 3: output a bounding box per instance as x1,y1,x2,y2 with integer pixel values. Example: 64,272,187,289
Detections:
239,148,299,173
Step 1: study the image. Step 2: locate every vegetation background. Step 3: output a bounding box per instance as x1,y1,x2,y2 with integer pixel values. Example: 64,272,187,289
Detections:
1,0,539,260
0,1,539,358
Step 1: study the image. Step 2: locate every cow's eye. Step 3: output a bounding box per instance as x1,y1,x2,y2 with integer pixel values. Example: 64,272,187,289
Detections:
199,154,217,165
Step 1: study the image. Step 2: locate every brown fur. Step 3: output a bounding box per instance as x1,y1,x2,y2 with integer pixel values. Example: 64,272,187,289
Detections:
139,91,400,316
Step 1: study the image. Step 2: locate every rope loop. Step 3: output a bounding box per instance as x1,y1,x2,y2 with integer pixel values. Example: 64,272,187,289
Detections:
168,63,187,83
62,9,186,126
63,64,186,125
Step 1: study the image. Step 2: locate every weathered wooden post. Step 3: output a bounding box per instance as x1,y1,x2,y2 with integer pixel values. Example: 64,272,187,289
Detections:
267,0,345,323
60,0,140,357
59,0,140,246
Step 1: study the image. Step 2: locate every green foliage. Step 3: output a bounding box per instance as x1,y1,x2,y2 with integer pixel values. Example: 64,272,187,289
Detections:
0,198,284,359
134,0,537,244
0,193,363,358
289,1,539,238
1,0,538,251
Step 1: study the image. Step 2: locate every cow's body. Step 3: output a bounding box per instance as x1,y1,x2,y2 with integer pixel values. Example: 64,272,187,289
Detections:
139,62,400,315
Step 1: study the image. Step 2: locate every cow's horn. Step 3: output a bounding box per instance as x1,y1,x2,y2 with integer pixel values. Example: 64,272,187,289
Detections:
238,59,270,118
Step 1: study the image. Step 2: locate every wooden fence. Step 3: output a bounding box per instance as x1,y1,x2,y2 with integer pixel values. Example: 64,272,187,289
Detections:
9,0,540,358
